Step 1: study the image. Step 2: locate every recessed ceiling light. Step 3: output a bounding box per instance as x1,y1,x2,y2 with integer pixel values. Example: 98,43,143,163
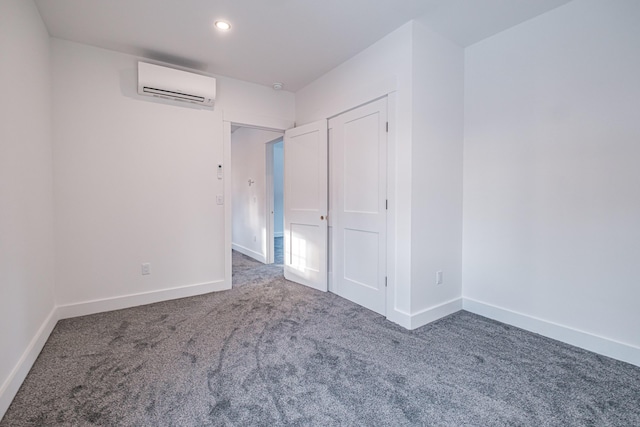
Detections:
272,82,284,90
214,20,231,31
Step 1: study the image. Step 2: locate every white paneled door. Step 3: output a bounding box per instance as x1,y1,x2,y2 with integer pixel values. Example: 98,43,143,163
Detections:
329,98,387,315
283,120,328,292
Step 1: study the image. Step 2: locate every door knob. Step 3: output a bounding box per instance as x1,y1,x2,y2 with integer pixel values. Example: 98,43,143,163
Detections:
320,215,324,220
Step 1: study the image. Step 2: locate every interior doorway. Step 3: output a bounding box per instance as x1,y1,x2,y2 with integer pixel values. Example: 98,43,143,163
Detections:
229,125,284,268
266,139,284,265
223,115,293,288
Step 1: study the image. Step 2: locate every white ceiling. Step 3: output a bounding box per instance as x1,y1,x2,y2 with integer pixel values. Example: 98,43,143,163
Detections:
34,0,572,92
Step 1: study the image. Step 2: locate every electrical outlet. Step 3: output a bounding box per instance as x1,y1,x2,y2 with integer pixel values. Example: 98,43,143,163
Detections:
216,194,224,205
142,263,151,275
436,271,443,285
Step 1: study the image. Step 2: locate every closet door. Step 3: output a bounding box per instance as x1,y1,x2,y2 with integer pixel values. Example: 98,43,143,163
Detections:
330,98,387,314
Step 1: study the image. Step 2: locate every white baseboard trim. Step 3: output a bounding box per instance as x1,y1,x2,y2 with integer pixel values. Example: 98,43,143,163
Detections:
463,297,640,367
409,298,463,330
232,243,266,264
274,232,283,238
388,298,463,330
387,309,411,329
57,280,228,320
0,280,230,420
0,307,59,419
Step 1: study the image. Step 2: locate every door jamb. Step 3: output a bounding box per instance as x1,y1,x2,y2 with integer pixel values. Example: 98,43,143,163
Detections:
266,141,274,265
265,136,283,265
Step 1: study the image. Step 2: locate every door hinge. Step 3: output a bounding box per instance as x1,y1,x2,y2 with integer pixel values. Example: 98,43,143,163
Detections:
385,199,388,210
385,277,388,287
386,122,389,132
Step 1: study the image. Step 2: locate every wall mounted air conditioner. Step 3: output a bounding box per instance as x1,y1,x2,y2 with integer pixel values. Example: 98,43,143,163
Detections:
137,62,216,108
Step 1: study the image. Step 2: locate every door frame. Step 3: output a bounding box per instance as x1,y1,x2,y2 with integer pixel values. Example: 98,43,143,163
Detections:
223,111,294,288
265,136,284,265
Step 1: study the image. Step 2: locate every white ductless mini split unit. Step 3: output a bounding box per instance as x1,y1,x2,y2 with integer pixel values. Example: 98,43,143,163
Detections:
137,62,216,107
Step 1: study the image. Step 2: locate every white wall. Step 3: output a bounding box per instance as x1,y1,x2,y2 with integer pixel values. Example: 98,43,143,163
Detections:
463,0,640,359
231,128,284,262
410,20,464,316
296,22,415,323
273,141,284,238
52,39,295,311
296,20,465,328
0,0,56,416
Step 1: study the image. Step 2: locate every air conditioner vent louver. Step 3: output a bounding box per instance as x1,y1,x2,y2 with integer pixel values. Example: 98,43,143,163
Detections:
142,87,205,103
137,62,216,108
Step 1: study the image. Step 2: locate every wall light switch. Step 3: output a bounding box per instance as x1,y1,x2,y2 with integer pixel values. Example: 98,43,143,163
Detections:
216,195,224,205
142,263,151,275
436,271,443,285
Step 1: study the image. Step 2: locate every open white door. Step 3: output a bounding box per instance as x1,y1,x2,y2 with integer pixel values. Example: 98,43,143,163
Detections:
283,120,328,291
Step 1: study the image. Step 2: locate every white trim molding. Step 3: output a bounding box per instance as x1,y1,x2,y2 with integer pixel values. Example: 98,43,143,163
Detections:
223,109,294,132
387,308,411,329
57,280,228,320
463,297,640,367
231,243,267,264
0,279,230,420
410,298,463,330
389,298,463,330
0,308,59,419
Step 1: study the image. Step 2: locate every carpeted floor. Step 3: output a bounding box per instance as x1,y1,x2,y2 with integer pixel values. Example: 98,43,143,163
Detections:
2,252,639,426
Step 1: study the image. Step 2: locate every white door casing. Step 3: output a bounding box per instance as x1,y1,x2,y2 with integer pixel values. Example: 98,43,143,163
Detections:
266,141,275,265
329,98,387,314
283,120,328,291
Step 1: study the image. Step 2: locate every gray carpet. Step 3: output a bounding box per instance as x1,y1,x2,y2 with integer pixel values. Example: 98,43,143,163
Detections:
2,252,639,426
